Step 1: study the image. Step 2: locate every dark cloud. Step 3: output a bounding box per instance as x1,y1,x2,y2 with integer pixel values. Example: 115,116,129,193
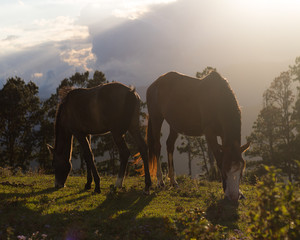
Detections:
90,0,209,85
89,0,300,105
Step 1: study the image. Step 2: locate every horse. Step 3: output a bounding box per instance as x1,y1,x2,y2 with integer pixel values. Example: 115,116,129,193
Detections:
146,71,250,202
47,82,152,194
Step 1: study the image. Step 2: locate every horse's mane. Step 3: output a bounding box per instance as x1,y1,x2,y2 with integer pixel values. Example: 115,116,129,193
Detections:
220,78,242,151
54,86,74,149
58,86,73,103
207,71,242,144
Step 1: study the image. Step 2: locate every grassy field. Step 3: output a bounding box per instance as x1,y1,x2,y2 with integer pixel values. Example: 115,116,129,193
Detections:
0,170,298,240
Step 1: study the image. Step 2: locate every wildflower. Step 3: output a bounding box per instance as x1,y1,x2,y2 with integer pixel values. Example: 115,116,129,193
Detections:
17,235,26,240
42,233,47,238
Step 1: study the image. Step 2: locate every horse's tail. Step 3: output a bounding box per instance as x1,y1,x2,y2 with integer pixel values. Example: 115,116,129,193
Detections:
146,117,157,178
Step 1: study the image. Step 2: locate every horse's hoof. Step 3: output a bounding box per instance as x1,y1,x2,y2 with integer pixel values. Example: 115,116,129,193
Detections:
143,189,150,195
157,181,165,188
94,187,101,194
84,184,91,190
144,185,151,195
145,181,152,189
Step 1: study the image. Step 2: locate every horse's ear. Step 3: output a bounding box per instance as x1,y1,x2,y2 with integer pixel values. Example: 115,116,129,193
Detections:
47,144,54,155
240,142,250,153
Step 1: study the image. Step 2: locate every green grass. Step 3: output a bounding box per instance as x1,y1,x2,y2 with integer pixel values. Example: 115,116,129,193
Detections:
0,171,297,240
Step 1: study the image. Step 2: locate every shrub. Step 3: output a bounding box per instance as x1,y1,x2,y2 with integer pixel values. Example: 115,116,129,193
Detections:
248,166,300,239
176,208,227,240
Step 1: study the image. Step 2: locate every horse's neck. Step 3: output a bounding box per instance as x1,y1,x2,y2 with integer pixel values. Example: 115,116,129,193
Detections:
55,125,73,156
220,112,241,147
222,124,241,148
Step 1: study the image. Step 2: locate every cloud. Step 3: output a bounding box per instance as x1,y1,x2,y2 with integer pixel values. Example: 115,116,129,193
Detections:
33,73,43,78
89,0,300,105
3,35,19,41
112,0,177,20
60,47,96,71
1,0,177,57
89,0,212,85
0,16,89,56
113,6,149,20
0,39,95,97
1,0,300,102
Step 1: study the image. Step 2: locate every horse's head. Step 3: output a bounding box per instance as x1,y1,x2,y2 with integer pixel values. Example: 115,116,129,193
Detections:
47,144,72,189
220,142,250,202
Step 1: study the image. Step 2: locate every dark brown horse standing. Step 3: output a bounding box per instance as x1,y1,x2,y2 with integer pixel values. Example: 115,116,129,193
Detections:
147,71,249,202
47,82,151,193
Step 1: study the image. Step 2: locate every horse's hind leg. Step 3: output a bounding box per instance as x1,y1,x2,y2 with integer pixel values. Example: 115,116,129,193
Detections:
112,133,130,189
166,127,178,187
128,126,152,193
76,134,101,193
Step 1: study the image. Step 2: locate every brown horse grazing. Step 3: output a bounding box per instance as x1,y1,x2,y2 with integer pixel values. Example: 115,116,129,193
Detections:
147,71,250,202
47,82,152,194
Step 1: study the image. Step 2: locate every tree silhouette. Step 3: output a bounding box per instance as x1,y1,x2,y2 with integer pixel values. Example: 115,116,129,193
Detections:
247,71,296,181
0,77,41,170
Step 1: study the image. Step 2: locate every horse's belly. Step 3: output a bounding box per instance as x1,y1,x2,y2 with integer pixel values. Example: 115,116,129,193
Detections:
68,113,110,135
164,114,204,137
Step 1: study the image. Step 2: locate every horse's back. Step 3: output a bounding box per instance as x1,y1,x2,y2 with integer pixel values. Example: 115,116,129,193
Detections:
63,82,138,135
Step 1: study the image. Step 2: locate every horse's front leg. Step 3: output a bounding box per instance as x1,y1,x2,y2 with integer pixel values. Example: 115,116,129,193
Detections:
84,160,92,190
76,134,101,193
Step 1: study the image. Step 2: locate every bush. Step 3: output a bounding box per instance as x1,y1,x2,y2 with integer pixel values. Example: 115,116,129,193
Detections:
248,166,300,239
176,208,227,240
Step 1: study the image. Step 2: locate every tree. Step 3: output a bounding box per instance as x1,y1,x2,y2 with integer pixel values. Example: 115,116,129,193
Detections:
247,71,296,181
247,92,282,164
177,135,209,177
0,77,41,170
196,66,216,79
36,94,57,172
290,56,300,180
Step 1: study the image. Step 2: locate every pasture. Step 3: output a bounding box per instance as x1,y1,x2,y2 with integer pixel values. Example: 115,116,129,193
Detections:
0,169,299,240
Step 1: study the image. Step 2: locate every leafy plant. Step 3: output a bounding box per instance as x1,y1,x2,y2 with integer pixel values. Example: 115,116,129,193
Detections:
248,166,300,239
176,208,227,240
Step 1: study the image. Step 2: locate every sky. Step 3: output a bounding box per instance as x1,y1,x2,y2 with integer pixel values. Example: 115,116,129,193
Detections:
1,0,300,102
0,0,176,89
1,0,300,174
